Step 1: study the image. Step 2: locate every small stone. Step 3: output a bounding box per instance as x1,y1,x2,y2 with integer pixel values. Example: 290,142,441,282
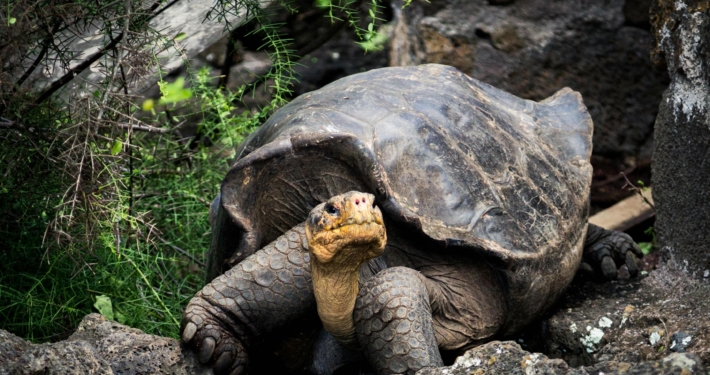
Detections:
581,327,605,353
670,331,692,352
648,326,665,346
599,317,613,328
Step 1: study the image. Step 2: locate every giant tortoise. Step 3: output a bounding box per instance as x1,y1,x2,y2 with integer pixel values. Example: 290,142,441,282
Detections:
181,64,641,375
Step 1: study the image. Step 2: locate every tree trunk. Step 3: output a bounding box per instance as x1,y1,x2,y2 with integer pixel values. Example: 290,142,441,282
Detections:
650,0,710,278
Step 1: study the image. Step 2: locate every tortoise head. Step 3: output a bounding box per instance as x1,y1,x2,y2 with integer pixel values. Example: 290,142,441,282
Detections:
305,191,386,266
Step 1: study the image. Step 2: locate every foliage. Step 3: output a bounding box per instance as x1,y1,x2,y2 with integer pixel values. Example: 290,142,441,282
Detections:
638,226,656,256
0,67,259,340
0,0,384,343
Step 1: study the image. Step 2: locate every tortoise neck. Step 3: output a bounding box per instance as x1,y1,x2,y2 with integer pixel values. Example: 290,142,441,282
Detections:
311,260,361,347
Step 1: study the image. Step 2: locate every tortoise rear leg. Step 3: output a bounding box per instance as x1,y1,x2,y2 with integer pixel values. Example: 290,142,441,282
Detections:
181,224,315,375
353,267,443,375
583,223,643,280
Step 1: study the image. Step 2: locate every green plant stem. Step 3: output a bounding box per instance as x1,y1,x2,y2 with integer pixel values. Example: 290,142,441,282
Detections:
124,254,180,328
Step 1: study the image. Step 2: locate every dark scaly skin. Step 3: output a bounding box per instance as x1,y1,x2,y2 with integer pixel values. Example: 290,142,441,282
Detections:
181,224,314,375
354,267,443,375
583,224,643,280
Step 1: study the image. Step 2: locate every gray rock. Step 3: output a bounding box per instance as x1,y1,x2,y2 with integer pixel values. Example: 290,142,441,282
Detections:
389,0,669,162
650,0,710,278
417,340,707,375
417,341,571,375
0,314,210,375
670,332,692,353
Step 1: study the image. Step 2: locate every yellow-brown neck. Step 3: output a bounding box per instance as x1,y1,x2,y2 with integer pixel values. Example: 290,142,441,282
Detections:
311,260,361,346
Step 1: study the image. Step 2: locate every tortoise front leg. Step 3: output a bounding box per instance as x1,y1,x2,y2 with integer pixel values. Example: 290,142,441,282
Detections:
353,267,443,375
583,223,643,280
181,224,314,375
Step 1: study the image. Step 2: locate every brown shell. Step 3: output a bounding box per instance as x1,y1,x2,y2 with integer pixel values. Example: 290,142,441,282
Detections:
207,65,593,319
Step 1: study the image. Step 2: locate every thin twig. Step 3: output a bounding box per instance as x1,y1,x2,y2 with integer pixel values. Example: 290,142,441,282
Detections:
101,122,172,133
621,173,655,210
97,0,132,122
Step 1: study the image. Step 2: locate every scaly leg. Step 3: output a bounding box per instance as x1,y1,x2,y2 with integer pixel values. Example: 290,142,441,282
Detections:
353,267,443,375
181,224,314,375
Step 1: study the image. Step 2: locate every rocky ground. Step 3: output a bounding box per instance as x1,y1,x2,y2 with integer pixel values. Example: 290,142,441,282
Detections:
419,260,710,375
0,314,210,375
2,259,709,374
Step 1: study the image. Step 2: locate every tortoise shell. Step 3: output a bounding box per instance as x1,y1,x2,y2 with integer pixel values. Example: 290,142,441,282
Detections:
208,64,593,327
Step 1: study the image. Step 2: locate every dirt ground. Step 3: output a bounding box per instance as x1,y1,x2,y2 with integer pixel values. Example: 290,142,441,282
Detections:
514,257,710,370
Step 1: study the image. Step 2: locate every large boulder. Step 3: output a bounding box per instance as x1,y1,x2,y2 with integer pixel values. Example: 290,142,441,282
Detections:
650,0,710,277
0,314,210,375
389,0,669,163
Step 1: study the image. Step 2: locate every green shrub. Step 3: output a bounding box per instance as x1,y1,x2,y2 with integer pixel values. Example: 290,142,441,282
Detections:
0,0,384,342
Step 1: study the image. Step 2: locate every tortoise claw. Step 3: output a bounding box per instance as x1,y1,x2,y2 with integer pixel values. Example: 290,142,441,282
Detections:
182,322,197,342
626,251,639,278
601,256,618,280
214,351,233,373
200,337,216,364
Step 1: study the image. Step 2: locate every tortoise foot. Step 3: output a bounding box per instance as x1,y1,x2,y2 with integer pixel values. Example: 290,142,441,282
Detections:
584,223,643,280
182,300,249,375
354,267,443,375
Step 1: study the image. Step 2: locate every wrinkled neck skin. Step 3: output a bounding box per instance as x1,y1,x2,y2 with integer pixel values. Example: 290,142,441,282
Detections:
310,250,366,348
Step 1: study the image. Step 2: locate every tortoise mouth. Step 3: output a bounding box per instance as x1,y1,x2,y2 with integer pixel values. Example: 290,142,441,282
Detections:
325,222,385,246
310,222,386,258
308,222,386,266
326,217,384,232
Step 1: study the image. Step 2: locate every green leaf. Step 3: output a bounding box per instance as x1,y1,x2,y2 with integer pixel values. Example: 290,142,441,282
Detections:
358,26,389,52
94,295,115,321
8,17,16,25
174,32,187,41
638,242,653,255
159,77,192,104
111,140,122,155
115,311,127,324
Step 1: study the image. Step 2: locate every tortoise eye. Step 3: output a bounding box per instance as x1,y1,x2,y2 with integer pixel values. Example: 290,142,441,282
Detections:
325,203,339,216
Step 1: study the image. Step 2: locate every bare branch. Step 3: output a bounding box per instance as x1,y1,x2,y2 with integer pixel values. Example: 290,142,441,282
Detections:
621,173,655,210
103,122,172,133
